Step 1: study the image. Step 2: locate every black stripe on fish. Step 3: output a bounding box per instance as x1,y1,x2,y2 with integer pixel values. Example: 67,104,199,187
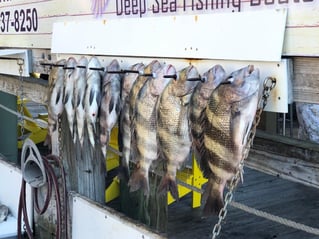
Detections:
205,123,232,144
56,90,62,105
89,89,95,105
109,95,114,114
203,146,237,174
63,92,69,105
115,98,121,115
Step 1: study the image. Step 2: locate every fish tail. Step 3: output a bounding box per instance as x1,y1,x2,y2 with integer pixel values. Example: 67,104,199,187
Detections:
158,173,179,200
202,178,224,216
118,165,130,183
128,167,149,195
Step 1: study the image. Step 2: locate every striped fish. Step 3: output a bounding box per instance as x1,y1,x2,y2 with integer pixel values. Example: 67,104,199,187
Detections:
63,57,77,140
128,64,176,194
202,65,260,216
119,63,145,181
189,65,226,166
128,60,161,163
157,65,200,200
44,59,66,155
99,59,122,159
84,57,102,148
74,56,89,146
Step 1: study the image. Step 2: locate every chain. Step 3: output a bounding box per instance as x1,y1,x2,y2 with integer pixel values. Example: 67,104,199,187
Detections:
17,59,25,140
211,77,276,239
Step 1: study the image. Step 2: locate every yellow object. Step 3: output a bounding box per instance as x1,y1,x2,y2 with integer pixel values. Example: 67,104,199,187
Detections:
105,176,120,203
167,156,207,208
17,98,48,149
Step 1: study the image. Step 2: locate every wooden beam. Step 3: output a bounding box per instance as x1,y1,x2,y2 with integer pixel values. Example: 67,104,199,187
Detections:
0,74,48,105
246,130,319,189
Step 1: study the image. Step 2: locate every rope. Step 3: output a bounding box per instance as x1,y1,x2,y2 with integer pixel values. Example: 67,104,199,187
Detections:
230,201,319,236
0,103,48,129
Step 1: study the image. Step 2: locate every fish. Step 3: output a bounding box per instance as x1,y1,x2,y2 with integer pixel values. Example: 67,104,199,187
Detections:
44,59,66,155
189,65,226,165
63,57,77,140
296,102,319,144
202,65,260,216
84,57,102,148
99,59,122,159
157,65,200,200
74,56,89,146
118,62,145,181
128,64,176,194
128,60,162,163
0,204,9,222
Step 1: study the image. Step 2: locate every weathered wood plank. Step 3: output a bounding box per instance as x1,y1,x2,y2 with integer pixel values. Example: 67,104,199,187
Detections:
246,130,319,189
293,57,319,104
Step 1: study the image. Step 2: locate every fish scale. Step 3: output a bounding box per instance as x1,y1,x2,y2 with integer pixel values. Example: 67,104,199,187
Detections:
128,60,161,163
63,57,77,141
128,64,175,195
119,63,145,181
202,65,260,216
99,59,122,159
84,57,102,148
45,59,66,155
74,56,88,146
157,65,200,200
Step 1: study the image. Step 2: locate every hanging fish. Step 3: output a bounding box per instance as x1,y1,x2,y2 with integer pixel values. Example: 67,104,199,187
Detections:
189,65,226,164
74,56,89,146
63,57,77,140
44,59,66,155
128,60,162,163
202,65,260,216
100,59,122,159
84,57,102,148
118,62,145,181
128,64,176,195
157,65,200,200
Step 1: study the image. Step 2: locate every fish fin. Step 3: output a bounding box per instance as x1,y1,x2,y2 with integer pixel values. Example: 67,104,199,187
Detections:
96,90,101,108
109,95,114,113
158,174,179,200
202,179,224,216
56,90,62,105
118,165,130,183
63,92,69,104
128,169,149,195
43,133,51,149
89,89,95,105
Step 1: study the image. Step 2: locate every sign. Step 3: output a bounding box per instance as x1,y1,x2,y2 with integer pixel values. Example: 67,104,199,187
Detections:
0,0,318,56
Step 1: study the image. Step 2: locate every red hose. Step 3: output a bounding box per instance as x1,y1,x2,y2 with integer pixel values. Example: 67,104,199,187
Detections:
17,154,67,239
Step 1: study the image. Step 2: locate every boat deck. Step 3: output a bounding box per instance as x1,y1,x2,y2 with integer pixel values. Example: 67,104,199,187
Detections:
167,167,319,239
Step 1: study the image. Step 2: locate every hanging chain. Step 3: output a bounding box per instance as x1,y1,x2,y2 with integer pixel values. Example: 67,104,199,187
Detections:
211,77,276,239
17,59,25,141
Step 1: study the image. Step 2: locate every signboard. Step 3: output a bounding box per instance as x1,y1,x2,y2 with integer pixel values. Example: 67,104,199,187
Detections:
0,0,318,56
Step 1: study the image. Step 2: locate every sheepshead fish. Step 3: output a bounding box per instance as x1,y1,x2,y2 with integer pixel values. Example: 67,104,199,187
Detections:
74,56,88,146
202,65,260,216
100,59,122,158
128,60,162,162
128,64,176,194
190,65,226,164
119,62,145,181
63,57,77,140
45,59,66,155
157,65,200,200
85,57,102,148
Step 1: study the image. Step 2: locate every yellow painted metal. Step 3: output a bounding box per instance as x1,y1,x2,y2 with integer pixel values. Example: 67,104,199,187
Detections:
167,156,207,208
105,176,120,203
104,127,207,207
17,98,48,148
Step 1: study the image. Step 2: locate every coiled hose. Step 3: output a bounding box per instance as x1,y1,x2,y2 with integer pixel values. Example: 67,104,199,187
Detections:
17,154,67,239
